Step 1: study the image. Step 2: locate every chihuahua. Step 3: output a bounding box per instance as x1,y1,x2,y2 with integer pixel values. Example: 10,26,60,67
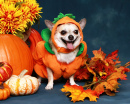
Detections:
34,17,87,90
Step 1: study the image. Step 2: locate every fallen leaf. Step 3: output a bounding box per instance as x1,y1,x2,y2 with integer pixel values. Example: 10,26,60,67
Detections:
92,48,106,61
105,50,121,65
61,85,98,102
74,68,90,81
94,72,127,96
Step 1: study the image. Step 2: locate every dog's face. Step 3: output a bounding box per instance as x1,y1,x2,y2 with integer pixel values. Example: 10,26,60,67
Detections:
54,23,81,49
45,18,86,50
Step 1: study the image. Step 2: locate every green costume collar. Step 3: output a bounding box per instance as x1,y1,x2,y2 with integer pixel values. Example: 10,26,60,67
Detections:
44,41,84,57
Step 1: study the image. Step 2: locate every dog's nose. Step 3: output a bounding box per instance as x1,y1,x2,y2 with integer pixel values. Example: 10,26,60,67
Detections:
68,35,74,40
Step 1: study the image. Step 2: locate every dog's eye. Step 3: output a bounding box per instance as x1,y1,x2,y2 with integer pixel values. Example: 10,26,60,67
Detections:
74,30,78,34
61,30,67,35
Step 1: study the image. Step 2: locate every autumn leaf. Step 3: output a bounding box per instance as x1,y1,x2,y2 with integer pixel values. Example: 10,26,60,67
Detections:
74,68,90,81
83,89,98,102
105,89,116,96
105,50,121,65
107,72,127,81
92,48,106,61
94,72,127,96
62,48,130,102
115,62,130,73
61,85,98,103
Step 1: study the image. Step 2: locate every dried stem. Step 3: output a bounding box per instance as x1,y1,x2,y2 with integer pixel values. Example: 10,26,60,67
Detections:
19,69,28,78
82,78,106,89
0,82,4,89
82,80,100,89
123,62,130,67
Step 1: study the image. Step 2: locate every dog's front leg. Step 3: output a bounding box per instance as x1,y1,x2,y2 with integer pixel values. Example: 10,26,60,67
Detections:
69,74,78,85
45,67,54,90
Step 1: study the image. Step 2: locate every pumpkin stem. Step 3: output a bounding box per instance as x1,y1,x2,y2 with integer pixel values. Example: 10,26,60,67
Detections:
0,62,4,67
19,69,28,78
0,82,4,89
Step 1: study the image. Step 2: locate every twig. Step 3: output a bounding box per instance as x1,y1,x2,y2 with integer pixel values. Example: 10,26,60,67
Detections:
82,79,103,89
0,82,4,89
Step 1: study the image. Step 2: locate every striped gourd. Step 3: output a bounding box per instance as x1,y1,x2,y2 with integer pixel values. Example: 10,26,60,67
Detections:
6,70,39,95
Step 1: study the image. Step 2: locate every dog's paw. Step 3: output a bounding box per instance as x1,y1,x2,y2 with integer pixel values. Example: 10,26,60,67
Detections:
38,76,42,86
38,81,41,86
45,84,53,90
70,82,79,86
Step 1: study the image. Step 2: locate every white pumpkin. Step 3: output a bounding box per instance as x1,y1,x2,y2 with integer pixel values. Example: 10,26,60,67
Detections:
5,70,39,95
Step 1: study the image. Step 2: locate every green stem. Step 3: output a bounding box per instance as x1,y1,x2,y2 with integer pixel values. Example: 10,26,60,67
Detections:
19,69,28,78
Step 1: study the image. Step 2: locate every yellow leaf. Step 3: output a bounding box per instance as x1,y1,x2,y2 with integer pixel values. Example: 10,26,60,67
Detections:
87,66,97,82
61,85,98,102
99,71,107,77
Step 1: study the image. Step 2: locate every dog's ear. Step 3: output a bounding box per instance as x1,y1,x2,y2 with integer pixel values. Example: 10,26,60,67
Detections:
79,18,87,30
45,20,54,31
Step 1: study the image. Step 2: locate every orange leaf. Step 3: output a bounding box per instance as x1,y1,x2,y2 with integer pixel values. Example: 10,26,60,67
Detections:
61,85,98,102
105,89,116,96
107,72,127,81
115,66,130,73
83,89,98,102
74,68,90,81
92,48,106,61
94,72,127,96
105,50,121,65
94,82,110,95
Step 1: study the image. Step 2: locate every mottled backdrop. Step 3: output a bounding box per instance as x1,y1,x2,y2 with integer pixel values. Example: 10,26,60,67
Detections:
32,0,130,66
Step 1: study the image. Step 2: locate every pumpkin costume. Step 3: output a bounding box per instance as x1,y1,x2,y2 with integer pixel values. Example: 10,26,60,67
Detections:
33,13,87,80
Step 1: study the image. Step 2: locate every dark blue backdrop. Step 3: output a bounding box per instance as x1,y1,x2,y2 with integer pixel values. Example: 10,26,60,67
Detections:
33,0,130,65
1,0,130,104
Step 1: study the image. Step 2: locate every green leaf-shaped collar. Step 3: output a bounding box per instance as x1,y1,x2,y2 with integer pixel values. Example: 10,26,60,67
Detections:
44,42,84,57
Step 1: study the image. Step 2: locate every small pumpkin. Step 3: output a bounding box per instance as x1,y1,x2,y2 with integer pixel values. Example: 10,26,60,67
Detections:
0,62,13,82
6,70,39,95
0,82,10,100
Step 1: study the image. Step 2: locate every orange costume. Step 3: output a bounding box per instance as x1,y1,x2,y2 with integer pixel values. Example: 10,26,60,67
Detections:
33,16,87,80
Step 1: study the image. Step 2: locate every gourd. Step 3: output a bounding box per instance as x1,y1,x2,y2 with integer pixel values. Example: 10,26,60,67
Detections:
0,62,13,82
0,34,34,75
0,83,10,100
0,62,13,100
6,70,39,95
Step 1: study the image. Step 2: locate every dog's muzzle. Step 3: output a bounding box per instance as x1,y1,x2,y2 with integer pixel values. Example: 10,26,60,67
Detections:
68,35,74,40
61,36,78,50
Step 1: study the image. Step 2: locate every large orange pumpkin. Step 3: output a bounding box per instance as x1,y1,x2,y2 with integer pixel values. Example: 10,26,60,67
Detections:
0,34,34,75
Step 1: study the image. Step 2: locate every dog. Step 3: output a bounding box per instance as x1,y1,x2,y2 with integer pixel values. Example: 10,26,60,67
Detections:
33,16,87,90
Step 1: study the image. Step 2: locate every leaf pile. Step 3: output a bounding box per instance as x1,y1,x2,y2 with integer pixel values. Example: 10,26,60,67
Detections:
61,48,130,102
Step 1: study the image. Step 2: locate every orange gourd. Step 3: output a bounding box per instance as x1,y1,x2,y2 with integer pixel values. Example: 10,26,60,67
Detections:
0,34,34,75
0,83,10,100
